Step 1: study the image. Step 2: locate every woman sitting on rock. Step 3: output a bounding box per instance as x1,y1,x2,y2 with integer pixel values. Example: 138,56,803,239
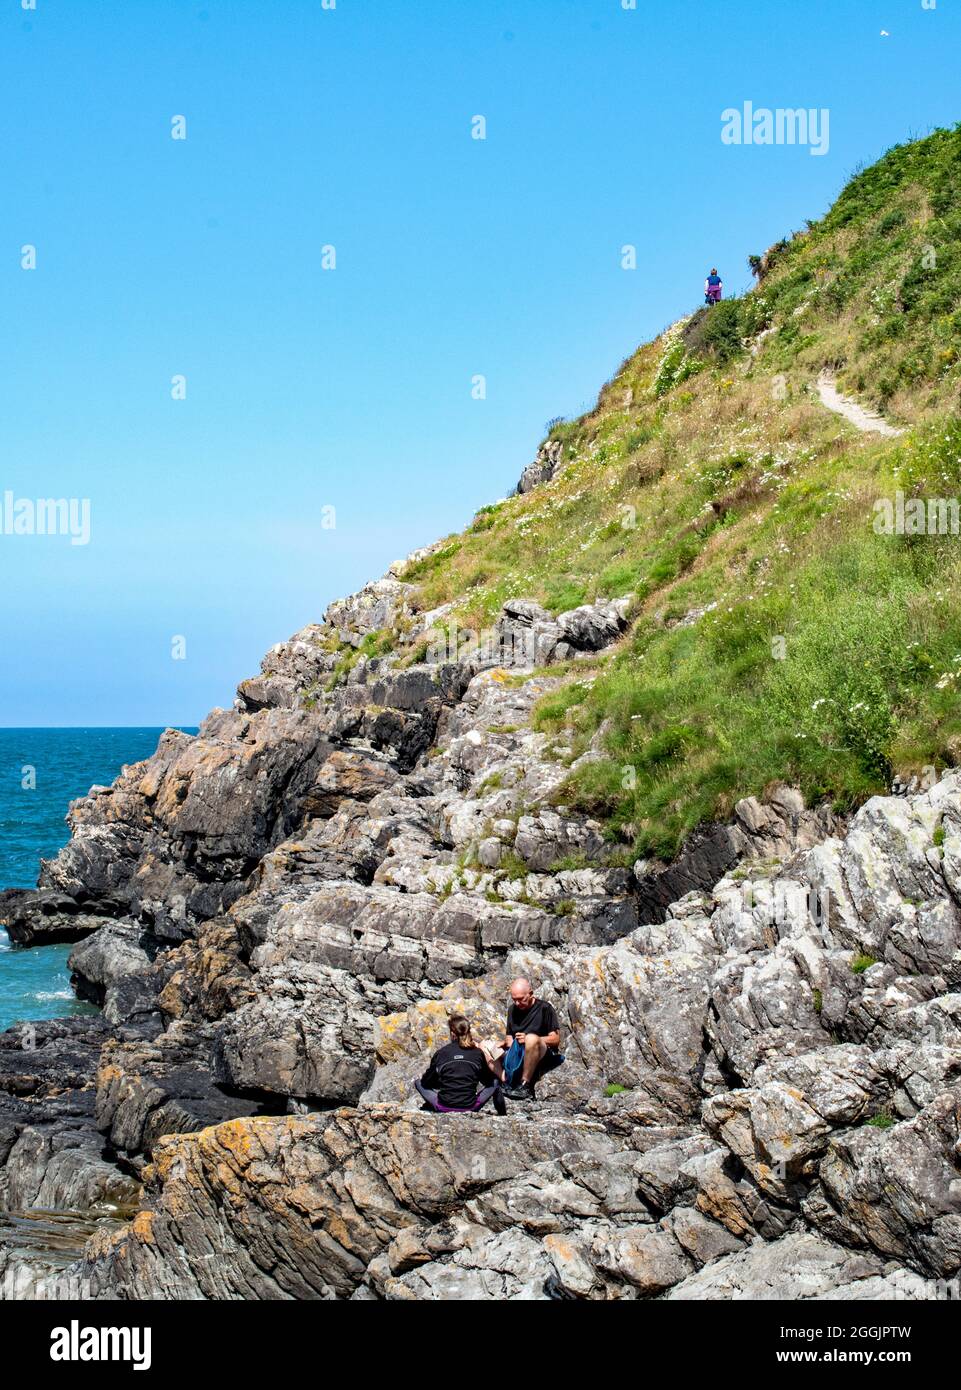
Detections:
414,1015,507,1115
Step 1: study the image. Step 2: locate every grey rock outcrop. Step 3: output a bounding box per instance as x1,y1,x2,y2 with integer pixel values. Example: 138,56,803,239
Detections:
494,595,632,668
515,438,566,495
634,787,842,923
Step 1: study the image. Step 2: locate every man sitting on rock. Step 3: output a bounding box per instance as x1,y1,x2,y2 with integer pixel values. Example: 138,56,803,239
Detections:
414,1014,507,1115
483,977,563,1102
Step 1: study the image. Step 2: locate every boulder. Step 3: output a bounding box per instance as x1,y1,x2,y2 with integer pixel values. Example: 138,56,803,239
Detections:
68,923,161,1028
805,1088,961,1277
515,438,566,495
666,1232,887,1300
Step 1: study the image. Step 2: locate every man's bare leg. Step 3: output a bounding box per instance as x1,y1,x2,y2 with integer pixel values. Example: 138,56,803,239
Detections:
521,1035,547,1085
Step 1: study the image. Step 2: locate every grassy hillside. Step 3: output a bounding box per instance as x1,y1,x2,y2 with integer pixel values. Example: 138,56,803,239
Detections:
406,126,961,860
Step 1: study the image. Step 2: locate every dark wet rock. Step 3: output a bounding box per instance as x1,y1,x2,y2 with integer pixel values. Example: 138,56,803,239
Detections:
0,1018,139,1216
0,889,108,947
636,823,750,925
0,1016,109,1100
95,1025,280,1170
0,1089,138,1215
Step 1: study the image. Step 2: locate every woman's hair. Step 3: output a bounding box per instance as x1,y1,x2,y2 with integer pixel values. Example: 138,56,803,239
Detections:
448,1014,474,1046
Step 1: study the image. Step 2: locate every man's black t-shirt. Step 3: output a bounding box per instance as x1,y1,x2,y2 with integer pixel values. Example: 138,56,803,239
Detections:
421,1041,495,1109
506,998,560,1046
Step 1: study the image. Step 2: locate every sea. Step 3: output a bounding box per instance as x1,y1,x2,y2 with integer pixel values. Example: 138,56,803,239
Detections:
0,729,193,1034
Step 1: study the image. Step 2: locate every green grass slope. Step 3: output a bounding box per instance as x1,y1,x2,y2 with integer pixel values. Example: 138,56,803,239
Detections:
406,126,961,861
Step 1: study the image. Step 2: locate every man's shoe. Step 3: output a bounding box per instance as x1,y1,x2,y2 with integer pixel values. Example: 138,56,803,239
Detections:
505,1084,533,1101
493,1086,507,1116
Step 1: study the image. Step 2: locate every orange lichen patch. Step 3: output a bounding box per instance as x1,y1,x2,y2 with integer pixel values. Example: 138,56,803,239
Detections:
374,1000,449,1063
194,1117,284,1174
372,1010,408,1059
157,1185,195,1220
321,1123,356,1165
136,768,163,798
215,1117,259,1149
130,1210,156,1245
150,1144,182,1179
279,1116,324,1146
212,1158,244,1189
543,1234,576,1262
326,1211,353,1250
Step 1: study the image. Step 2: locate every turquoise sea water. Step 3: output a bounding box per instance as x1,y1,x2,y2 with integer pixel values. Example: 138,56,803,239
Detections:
0,729,192,1033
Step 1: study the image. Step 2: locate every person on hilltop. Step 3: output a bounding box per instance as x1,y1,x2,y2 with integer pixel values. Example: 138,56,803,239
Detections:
481,977,564,1102
414,1014,507,1115
705,268,723,305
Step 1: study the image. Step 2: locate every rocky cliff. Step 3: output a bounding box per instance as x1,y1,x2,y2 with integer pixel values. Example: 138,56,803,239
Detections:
1,547,960,1301
4,126,961,1301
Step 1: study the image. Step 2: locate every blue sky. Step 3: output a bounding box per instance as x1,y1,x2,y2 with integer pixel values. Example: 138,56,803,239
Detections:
1,0,958,725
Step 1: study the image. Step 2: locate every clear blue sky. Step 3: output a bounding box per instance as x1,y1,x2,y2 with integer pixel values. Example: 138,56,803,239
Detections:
1,0,957,725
